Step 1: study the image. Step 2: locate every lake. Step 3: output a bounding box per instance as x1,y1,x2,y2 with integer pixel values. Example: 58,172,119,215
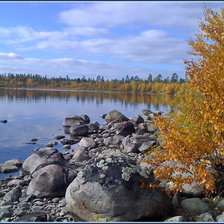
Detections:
0,88,176,170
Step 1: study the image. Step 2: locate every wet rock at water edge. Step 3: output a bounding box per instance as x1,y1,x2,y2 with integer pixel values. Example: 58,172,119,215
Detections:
80,114,90,124
30,138,38,142
104,110,129,123
61,139,78,145
0,120,8,123
63,144,71,150
0,159,23,174
54,135,65,140
63,115,86,127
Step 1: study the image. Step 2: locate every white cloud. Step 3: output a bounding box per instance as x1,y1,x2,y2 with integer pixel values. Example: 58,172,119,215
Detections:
0,52,23,60
59,2,220,29
0,52,183,78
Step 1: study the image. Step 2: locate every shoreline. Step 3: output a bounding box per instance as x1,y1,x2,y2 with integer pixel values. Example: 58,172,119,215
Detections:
0,109,223,222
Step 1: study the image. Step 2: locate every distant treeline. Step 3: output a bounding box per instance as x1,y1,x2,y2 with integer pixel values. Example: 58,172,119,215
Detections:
0,73,188,94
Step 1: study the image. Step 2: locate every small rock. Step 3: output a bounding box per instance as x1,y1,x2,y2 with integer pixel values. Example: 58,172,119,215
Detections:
15,211,48,222
0,206,12,219
63,144,71,150
217,198,224,210
54,135,65,140
30,138,38,142
46,142,55,147
61,139,78,145
164,216,186,222
195,212,215,222
216,211,224,222
52,197,61,203
138,141,156,152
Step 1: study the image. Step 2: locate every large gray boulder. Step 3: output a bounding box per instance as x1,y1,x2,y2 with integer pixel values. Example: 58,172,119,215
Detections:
180,198,210,215
66,151,172,221
22,147,69,174
27,164,76,198
105,110,129,123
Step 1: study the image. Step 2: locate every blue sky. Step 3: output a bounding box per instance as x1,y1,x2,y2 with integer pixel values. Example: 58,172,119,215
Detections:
0,1,223,79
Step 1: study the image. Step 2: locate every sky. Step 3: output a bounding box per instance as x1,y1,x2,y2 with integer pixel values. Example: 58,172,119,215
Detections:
0,1,223,80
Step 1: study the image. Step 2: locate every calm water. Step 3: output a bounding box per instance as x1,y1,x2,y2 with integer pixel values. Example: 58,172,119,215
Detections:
0,88,175,168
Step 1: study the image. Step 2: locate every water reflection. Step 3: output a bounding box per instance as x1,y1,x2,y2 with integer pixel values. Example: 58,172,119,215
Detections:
0,88,179,111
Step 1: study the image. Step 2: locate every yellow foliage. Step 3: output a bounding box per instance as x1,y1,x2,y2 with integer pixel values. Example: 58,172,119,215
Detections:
150,8,224,193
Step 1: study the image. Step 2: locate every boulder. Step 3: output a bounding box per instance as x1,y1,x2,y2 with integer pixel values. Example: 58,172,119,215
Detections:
3,186,22,202
22,147,69,174
105,110,129,123
182,182,204,197
63,115,86,127
27,164,76,198
138,141,156,152
180,198,210,215
70,147,90,163
115,122,135,136
130,115,144,125
79,137,96,149
70,125,89,136
0,159,23,173
136,123,149,134
88,122,99,134
103,135,124,146
66,151,172,221
80,114,90,124
122,134,154,153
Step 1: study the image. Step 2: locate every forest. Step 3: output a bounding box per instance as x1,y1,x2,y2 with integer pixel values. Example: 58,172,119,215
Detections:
0,72,187,94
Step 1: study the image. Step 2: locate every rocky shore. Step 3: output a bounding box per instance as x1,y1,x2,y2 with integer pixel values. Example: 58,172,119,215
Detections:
0,109,224,222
